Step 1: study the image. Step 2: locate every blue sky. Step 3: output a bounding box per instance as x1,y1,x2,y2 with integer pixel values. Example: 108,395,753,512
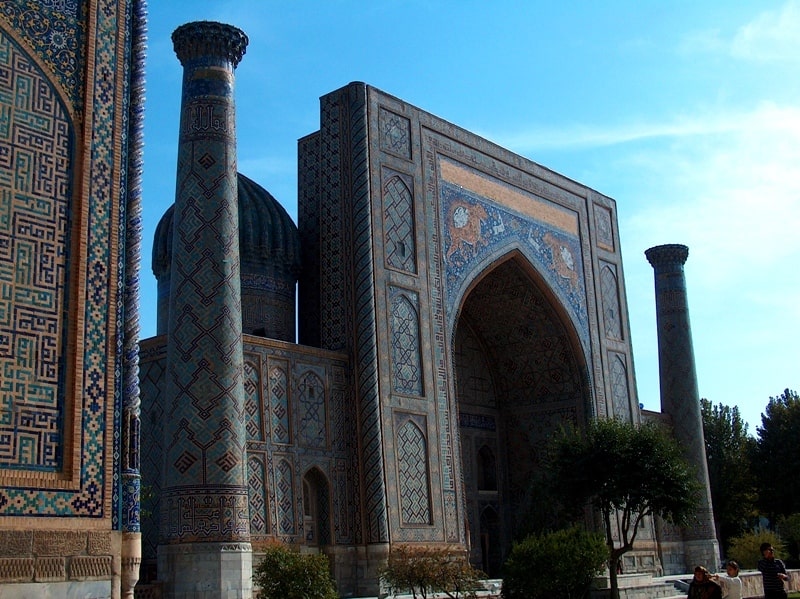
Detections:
141,1,800,435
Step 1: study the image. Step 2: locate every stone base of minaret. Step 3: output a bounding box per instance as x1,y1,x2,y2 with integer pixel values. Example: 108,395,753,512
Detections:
158,543,253,599
684,539,721,574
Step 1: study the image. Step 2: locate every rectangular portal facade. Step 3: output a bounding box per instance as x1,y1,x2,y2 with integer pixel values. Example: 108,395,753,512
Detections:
297,83,645,571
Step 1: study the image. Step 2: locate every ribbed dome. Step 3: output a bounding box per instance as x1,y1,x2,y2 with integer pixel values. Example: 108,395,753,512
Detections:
152,172,301,280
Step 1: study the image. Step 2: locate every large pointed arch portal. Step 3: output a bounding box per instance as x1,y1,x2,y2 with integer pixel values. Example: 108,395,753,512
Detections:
454,255,590,576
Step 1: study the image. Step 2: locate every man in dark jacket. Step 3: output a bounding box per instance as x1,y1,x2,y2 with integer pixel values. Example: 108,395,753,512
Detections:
758,543,789,599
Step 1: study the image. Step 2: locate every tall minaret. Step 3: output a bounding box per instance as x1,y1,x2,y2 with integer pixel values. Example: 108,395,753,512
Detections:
159,21,252,598
645,244,719,572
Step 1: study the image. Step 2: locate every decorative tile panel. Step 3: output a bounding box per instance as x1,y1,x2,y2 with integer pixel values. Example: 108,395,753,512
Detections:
379,107,411,160
383,172,416,274
297,370,326,449
269,362,290,444
609,352,631,420
600,262,623,340
389,287,423,396
247,454,268,535
395,415,431,526
0,28,72,472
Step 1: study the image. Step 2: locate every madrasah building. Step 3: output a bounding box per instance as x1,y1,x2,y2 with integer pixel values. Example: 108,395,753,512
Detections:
0,3,718,598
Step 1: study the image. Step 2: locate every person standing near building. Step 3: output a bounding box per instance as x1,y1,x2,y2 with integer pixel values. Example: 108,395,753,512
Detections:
713,560,743,599
758,543,789,599
688,566,722,599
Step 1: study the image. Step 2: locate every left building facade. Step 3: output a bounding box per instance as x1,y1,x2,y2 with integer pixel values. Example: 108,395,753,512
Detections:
0,1,144,597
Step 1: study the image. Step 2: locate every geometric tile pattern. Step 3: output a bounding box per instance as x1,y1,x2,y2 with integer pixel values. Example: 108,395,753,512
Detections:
379,108,411,160
0,29,71,471
0,0,132,526
244,359,263,440
396,417,431,525
161,22,250,544
389,288,423,396
318,96,346,350
297,371,326,449
121,0,148,536
247,454,268,535
600,263,623,340
276,457,295,536
609,351,631,420
269,364,290,444
594,203,614,251
646,244,717,546
383,174,416,274
316,85,389,544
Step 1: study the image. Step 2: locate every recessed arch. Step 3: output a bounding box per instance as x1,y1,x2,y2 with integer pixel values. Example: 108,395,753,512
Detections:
453,250,592,572
449,243,590,367
302,466,332,547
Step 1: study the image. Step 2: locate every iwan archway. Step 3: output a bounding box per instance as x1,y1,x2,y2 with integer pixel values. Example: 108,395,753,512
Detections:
453,254,591,576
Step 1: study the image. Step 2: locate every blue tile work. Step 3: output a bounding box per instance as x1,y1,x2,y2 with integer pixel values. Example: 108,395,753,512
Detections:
161,21,251,544
120,0,147,535
396,415,431,525
0,0,134,523
440,179,590,351
0,0,83,106
0,29,72,472
389,288,423,396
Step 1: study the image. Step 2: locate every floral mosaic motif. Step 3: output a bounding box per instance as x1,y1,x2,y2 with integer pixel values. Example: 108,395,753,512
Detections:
0,0,83,104
441,181,589,348
397,418,431,525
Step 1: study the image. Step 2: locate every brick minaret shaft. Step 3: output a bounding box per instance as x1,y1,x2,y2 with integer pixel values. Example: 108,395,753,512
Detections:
645,243,719,570
160,22,252,598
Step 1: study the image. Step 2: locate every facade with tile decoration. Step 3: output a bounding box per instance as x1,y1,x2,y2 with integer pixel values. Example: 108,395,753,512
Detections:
139,19,719,594
0,2,719,596
0,0,145,597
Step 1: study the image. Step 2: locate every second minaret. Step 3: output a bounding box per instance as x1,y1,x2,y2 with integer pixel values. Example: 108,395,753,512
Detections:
160,21,252,599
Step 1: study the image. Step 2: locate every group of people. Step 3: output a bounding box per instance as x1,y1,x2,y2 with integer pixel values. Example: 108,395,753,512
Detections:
687,543,791,599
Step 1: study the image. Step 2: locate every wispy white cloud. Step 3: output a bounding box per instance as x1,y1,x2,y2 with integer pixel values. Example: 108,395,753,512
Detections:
731,0,800,61
679,1,800,62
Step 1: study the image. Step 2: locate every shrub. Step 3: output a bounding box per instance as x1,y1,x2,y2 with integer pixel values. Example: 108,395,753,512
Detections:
727,528,784,569
380,545,484,599
253,544,337,599
502,526,608,599
777,514,800,566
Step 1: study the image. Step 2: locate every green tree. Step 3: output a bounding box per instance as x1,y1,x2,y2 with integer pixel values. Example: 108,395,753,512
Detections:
380,546,484,599
549,418,700,599
727,528,785,569
253,544,338,599
501,526,608,599
701,398,757,553
777,513,800,565
754,389,800,519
